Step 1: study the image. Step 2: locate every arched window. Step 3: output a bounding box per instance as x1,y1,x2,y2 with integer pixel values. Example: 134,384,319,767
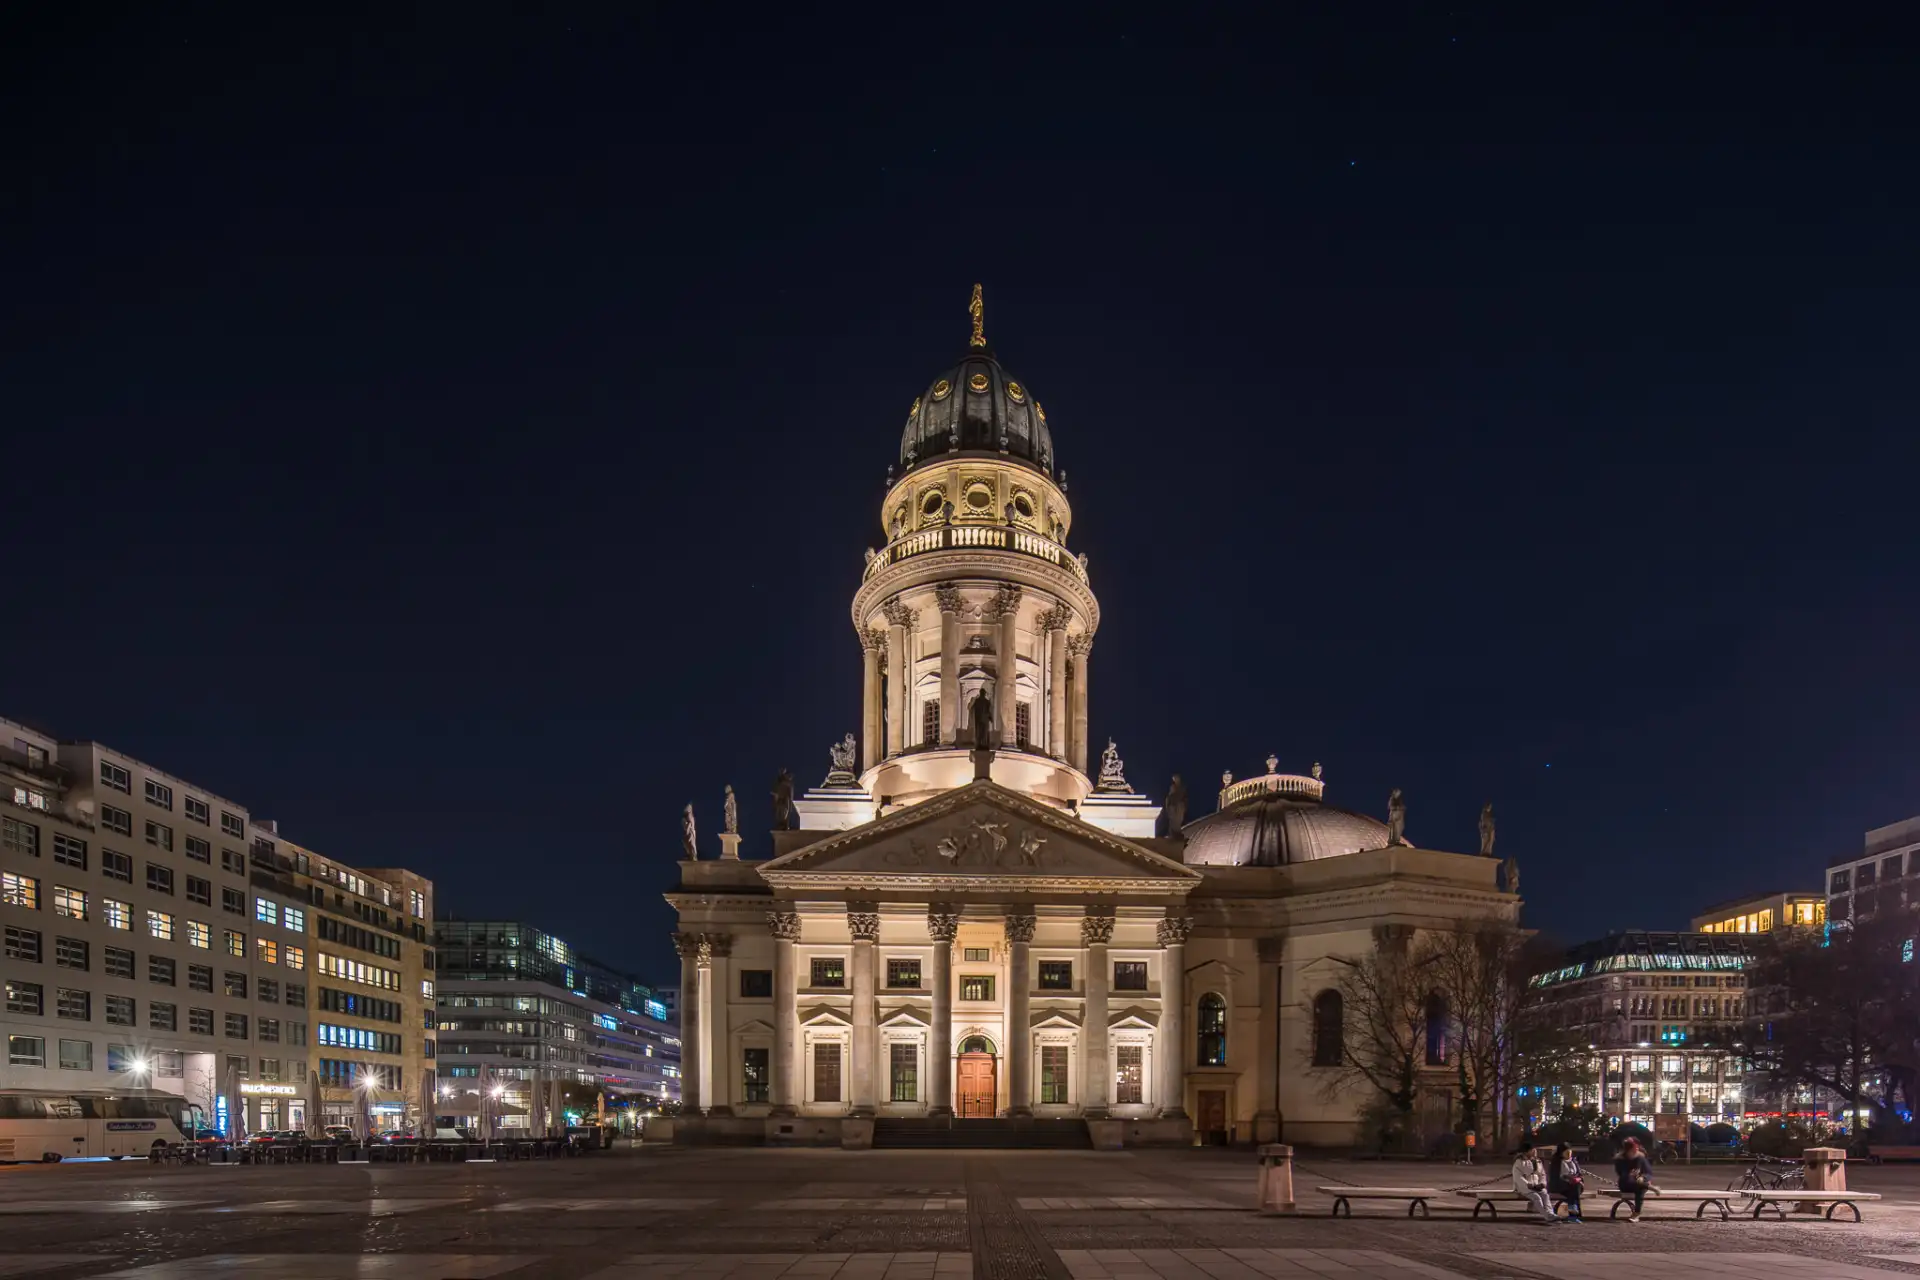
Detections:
1196,993,1227,1066
958,1035,995,1055
1424,992,1448,1066
1311,990,1344,1067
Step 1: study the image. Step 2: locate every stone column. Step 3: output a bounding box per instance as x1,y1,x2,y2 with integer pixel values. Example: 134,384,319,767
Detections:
849,903,880,1115
994,585,1022,746
671,932,704,1114
1069,634,1092,775
1081,910,1114,1117
928,906,959,1117
936,585,962,745
1254,935,1283,1142
860,629,885,771
1157,915,1191,1120
704,933,733,1116
1042,610,1071,758
883,602,912,757
1006,912,1036,1116
769,909,801,1116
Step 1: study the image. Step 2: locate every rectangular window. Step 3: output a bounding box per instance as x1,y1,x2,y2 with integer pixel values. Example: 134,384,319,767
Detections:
59,1038,92,1070
1114,961,1149,991
257,938,278,965
105,994,134,1026
4,925,40,961
890,1041,918,1102
289,1020,306,1044
886,958,922,988
2,870,39,909
56,936,87,970
147,910,175,941
285,946,305,971
101,761,131,793
9,788,47,813
8,1035,45,1067
53,833,87,869
225,1013,248,1040
258,977,279,1003
184,835,210,864
224,971,248,998
102,849,132,881
1038,961,1074,990
144,779,173,811
921,698,940,744
101,805,132,836
221,848,245,875
185,919,210,949
105,947,134,978
963,947,992,962
54,885,87,919
286,984,306,1008
255,898,279,925
1015,701,1032,744
56,987,89,1020
283,906,305,933
742,1046,770,1103
148,955,175,985
150,1002,176,1031
221,812,244,838
1831,870,1851,894
186,876,211,906
257,1057,281,1081
810,957,846,988
103,899,131,930
1115,1045,1144,1104
739,969,773,998
6,980,44,1015
146,863,174,894
960,975,994,1001
258,1018,280,1043
2,816,39,858
813,1042,842,1103
221,888,245,915
188,1007,214,1036
1040,1045,1070,1104
188,964,213,992
225,929,245,957
185,796,209,825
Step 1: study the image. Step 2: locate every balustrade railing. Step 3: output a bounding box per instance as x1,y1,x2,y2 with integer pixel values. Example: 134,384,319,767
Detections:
863,524,1088,584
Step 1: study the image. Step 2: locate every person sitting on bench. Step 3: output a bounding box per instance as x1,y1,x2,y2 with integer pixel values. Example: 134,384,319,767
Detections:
1511,1141,1558,1225
1548,1141,1585,1222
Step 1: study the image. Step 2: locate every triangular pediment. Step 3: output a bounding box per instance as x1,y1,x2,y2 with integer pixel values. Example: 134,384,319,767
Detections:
759,781,1200,894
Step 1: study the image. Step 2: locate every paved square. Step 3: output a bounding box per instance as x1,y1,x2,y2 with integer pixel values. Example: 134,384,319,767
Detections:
85,1258,535,1279
1474,1256,1905,1280
585,1256,973,1278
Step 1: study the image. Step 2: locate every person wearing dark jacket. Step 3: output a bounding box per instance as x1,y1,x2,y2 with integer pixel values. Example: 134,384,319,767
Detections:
1614,1138,1656,1221
1548,1142,1585,1222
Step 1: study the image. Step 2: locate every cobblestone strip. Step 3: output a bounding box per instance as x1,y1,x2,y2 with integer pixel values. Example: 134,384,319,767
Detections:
965,1159,1072,1280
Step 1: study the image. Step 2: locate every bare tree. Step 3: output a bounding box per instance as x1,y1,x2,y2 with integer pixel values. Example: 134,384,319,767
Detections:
1426,923,1559,1146
1308,925,1436,1151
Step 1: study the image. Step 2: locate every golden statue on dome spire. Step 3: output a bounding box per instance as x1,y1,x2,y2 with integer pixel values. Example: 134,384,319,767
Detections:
968,282,986,348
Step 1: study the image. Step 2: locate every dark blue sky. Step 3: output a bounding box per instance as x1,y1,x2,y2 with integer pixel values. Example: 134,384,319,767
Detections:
5,7,1916,981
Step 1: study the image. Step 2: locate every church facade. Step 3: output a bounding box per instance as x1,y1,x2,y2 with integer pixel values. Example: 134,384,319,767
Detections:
665,292,1519,1147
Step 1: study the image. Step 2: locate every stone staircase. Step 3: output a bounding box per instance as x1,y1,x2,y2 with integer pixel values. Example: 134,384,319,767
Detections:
871,1117,1094,1149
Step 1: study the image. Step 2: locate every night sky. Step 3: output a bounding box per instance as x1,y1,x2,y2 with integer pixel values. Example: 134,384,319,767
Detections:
5,8,1916,984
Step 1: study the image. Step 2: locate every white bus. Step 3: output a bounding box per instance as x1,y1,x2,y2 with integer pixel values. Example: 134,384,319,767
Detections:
0,1090,203,1163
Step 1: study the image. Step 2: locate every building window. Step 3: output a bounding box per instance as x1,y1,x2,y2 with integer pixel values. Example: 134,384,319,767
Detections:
2,871,39,909
54,885,87,920
185,836,210,864
188,1007,214,1036
1311,990,1344,1067
103,899,131,930
148,955,175,985
1197,993,1227,1066
886,959,922,988
225,930,245,957
56,987,89,1020
1423,992,1449,1065
963,947,992,962
255,898,279,925
8,1035,45,1067
961,975,994,1001
6,980,44,1015
287,985,306,1009
146,864,174,895
102,849,132,882
105,994,134,1026
147,910,175,941
144,780,173,811
188,964,212,992
221,848,245,875
9,787,47,813
221,812,244,839
742,1047,770,1104
2,816,39,858
258,1018,280,1043
1040,1045,1070,1104
284,906,305,933
813,1042,842,1103
739,969,773,998
1015,701,1031,744
285,947,305,971
186,920,210,949
185,797,209,825
1038,961,1073,990
53,833,87,869
258,977,279,1003
4,925,40,962
101,805,132,836
1830,869,1851,894
186,877,211,906
105,947,134,978
59,1038,92,1070
224,971,248,998
100,761,131,793
1114,961,1148,991
289,1019,306,1043
221,888,245,915
890,1041,918,1102
811,957,846,988
921,698,940,745
257,938,279,966
225,1013,248,1040
56,936,87,970
1115,1044,1144,1104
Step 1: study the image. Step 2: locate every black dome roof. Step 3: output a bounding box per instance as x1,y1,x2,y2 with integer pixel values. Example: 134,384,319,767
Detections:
897,347,1056,478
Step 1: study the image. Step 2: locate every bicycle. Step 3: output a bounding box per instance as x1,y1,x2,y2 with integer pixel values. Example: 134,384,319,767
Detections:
1726,1155,1804,1193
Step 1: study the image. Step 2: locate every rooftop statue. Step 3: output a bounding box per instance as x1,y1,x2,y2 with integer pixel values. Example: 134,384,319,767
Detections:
1096,738,1129,792
969,690,993,747
771,769,794,831
1387,788,1408,846
1164,774,1188,836
681,804,697,860
723,784,738,836
826,733,857,784
1479,802,1496,857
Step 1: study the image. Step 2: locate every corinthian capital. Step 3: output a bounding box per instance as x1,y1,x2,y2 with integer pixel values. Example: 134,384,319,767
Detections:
934,583,965,615
1068,632,1095,657
1037,604,1074,633
847,902,881,942
1004,912,1037,944
1156,915,1193,947
767,909,802,941
882,599,918,628
986,583,1023,620
1080,911,1116,946
927,907,961,942
860,626,887,654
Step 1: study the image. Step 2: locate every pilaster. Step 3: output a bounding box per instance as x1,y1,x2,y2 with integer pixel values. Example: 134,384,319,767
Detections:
769,909,801,1116
927,906,960,1118
1156,915,1191,1120
849,902,880,1115
1081,909,1114,1117
1006,912,1036,1117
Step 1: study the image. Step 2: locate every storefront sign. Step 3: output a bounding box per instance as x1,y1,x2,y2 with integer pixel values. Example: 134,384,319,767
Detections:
368,1103,405,1115
240,1083,299,1096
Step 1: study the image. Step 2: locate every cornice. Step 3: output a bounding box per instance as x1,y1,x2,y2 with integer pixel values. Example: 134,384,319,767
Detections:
761,871,1197,894
853,549,1098,634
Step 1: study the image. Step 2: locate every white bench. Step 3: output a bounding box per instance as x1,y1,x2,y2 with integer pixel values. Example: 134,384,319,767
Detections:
1454,1189,1573,1220
1599,1189,1741,1220
1743,1189,1883,1222
1315,1186,1444,1218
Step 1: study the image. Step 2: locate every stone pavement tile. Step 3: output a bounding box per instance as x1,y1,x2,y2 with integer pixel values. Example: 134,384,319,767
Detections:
90,1256,535,1279
0,1202,209,1215
0,1260,105,1277
483,1196,717,1211
585,1257,972,1279
758,1198,965,1211
1473,1254,1899,1280
1020,1197,1231,1211
1873,1254,1920,1263
194,1198,456,1215
1060,1251,1478,1280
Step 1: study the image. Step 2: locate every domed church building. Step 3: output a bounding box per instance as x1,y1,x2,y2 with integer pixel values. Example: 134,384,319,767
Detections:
665,290,1518,1148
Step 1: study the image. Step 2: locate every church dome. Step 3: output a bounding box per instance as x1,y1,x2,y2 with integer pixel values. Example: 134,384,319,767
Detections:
897,348,1056,478
1180,767,1389,867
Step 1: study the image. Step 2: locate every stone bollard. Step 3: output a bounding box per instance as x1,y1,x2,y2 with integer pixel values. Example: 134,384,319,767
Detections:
1257,1143,1296,1213
1799,1145,1847,1215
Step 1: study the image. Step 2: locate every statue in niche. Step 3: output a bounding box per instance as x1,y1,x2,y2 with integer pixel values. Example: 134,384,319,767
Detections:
1479,803,1496,857
1387,788,1407,846
723,785,738,835
1163,775,1188,836
681,804,697,860
969,690,993,747
771,770,794,831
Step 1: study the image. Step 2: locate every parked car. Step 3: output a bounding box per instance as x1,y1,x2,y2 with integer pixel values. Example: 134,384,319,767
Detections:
248,1129,303,1144
321,1125,356,1143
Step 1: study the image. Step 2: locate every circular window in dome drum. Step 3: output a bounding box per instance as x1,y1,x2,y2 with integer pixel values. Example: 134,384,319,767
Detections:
1013,492,1035,519
931,379,952,400
968,372,989,393
921,489,945,518
1006,381,1026,402
965,483,994,512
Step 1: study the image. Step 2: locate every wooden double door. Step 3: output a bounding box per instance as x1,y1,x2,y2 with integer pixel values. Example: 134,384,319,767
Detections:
957,1052,997,1118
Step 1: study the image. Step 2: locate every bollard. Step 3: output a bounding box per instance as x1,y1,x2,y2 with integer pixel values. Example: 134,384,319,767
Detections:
1257,1143,1296,1213
1799,1146,1847,1215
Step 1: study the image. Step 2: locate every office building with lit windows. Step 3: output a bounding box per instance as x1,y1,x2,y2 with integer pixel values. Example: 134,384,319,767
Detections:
1692,890,1825,936
432,920,679,1133
1826,815,1920,930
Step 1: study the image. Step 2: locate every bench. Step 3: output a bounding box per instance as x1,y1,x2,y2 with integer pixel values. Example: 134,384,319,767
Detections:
1315,1186,1445,1218
1868,1145,1920,1164
1599,1189,1741,1220
1743,1190,1883,1222
1454,1189,1572,1220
